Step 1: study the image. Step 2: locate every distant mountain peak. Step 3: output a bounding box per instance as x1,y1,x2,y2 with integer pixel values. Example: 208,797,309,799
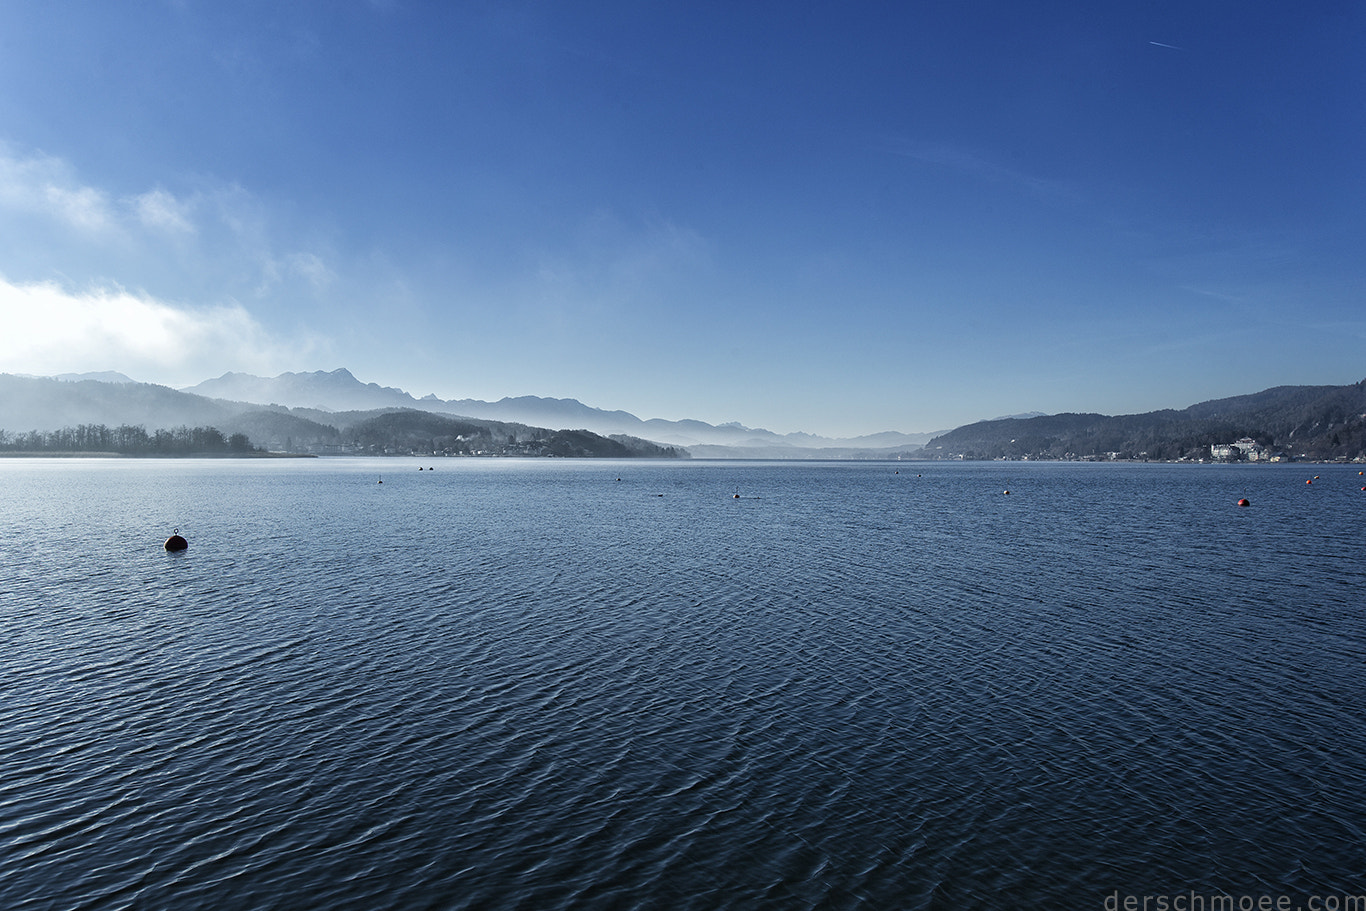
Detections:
181,368,420,412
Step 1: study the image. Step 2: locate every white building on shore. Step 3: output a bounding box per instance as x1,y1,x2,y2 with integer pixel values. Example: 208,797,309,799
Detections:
1211,437,1267,461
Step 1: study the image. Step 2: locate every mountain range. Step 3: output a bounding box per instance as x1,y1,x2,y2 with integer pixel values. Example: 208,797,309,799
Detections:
179,369,936,456
1,369,934,459
5,369,1363,461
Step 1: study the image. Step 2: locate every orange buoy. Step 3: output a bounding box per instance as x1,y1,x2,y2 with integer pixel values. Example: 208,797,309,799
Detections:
164,531,188,551
1237,498,1250,507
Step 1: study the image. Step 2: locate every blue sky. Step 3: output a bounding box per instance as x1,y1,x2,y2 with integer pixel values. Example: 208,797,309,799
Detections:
1,1,1362,436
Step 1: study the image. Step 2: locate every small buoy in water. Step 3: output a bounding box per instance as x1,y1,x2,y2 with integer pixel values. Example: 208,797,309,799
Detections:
1003,489,1011,495
1307,479,1313,484
1237,498,1250,507
164,530,188,551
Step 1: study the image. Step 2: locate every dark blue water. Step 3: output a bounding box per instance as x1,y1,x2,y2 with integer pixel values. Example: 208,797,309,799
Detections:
2,458,1364,909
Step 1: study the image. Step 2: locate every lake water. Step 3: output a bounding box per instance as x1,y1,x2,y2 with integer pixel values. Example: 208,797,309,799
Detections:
2,458,1364,910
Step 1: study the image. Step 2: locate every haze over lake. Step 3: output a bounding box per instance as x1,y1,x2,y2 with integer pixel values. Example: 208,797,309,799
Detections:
3,458,1363,909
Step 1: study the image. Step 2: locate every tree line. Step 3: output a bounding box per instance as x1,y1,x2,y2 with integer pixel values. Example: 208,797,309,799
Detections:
0,415,686,459
0,424,257,455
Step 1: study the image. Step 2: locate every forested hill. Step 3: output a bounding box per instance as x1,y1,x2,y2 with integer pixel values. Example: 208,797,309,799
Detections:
217,408,684,457
335,410,685,458
917,380,1366,462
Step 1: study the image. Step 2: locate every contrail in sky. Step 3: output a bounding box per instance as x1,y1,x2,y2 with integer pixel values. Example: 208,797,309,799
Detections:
1149,41,1184,50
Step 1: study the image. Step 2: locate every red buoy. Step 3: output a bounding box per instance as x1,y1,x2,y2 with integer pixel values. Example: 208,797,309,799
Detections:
164,532,188,551
1237,498,1250,507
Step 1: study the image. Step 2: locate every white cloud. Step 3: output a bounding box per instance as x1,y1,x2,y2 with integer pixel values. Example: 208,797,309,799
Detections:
287,252,335,292
132,188,196,235
0,145,335,307
46,184,116,234
0,276,310,384
0,147,117,234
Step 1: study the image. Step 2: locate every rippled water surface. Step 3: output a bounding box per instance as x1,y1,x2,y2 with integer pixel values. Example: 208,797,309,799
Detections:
2,458,1364,909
